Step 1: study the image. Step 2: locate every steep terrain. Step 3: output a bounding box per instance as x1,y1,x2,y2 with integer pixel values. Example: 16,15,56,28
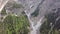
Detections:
0,0,60,34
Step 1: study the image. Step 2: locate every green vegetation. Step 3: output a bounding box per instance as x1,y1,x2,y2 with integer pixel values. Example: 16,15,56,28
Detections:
0,21,3,34
40,12,60,34
0,2,29,34
0,14,30,34
1,8,7,16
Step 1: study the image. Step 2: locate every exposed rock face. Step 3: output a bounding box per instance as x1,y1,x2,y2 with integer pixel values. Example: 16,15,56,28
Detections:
0,0,60,22
0,0,9,12
53,8,60,29
0,0,60,34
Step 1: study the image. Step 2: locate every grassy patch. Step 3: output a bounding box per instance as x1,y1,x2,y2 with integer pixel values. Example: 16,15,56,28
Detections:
2,14,30,34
